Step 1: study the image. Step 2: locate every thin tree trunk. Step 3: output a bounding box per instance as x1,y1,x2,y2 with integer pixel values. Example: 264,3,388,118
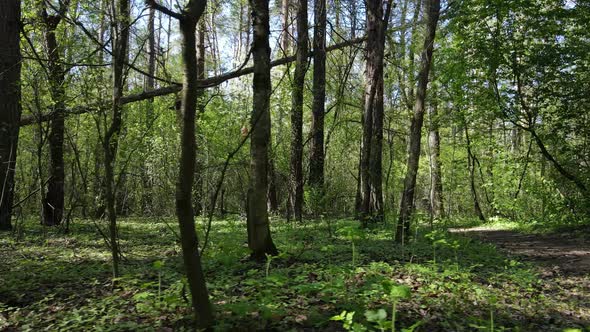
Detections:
288,0,308,222
0,0,22,231
194,20,206,216
142,4,156,214
148,0,213,327
41,1,69,226
530,129,588,195
309,0,326,190
104,0,130,278
465,125,486,221
247,0,278,260
396,0,440,242
280,0,290,54
428,85,444,220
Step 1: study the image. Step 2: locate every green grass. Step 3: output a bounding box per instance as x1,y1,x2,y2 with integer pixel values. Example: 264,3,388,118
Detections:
0,217,587,331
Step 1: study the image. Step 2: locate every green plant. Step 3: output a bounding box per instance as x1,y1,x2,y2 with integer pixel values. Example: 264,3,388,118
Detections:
364,308,390,331
330,310,366,331
337,226,363,267
265,253,273,278
153,260,164,301
382,281,412,332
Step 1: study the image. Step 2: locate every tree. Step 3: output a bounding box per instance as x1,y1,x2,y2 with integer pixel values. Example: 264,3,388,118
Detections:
103,0,131,278
428,83,444,220
40,0,70,226
358,0,391,223
464,123,486,221
247,0,278,260
147,0,213,327
309,0,326,190
289,0,308,222
0,0,22,231
194,19,206,216
397,0,440,242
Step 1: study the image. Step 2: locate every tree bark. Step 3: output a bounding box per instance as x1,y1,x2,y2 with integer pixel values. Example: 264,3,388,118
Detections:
104,0,131,278
280,0,290,54
0,0,21,231
247,0,278,260
465,125,486,221
359,0,389,223
40,2,68,226
289,0,308,222
194,19,206,216
309,0,326,190
141,3,156,214
148,0,214,327
396,0,440,242
428,87,444,220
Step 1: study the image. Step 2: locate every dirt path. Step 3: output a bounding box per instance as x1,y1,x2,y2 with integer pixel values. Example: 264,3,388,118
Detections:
454,226,590,327
454,226,590,276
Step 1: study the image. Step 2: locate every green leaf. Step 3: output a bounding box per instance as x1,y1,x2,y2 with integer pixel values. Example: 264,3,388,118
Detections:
152,260,163,269
364,308,387,322
390,285,411,300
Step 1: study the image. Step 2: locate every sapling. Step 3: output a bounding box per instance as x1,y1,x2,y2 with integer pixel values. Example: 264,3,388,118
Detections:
337,226,363,267
382,281,412,332
265,253,273,278
153,260,164,302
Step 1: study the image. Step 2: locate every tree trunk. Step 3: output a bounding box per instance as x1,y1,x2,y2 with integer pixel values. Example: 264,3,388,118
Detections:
194,20,206,216
396,0,440,242
142,4,156,214
530,129,588,195
428,87,444,220
146,0,213,326
0,0,21,231
104,0,130,278
359,0,388,223
247,0,278,260
41,3,68,226
176,11,214,327
465,125,486,221
289,0,308,222
280,0,290,54
309,0,326,190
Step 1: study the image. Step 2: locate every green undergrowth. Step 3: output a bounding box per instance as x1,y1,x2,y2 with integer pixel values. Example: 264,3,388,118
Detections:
0,217,587,331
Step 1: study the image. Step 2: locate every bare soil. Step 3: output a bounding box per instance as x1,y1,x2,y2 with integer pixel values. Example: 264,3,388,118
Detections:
454,226,590,276
454,225,590,328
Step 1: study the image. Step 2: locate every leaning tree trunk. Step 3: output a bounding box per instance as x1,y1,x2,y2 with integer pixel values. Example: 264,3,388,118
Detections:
41,1,68,226
465,125,486,221
308,0,326,190
428,86,444,220
396,0,440,242
289,0,308,222
0,0,22,231
247,0,278,260
147,0,213,327
359,0,389,224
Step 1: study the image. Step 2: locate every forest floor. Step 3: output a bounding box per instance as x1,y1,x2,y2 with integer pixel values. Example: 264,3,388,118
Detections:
1,218,589,331
453,225,590,275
